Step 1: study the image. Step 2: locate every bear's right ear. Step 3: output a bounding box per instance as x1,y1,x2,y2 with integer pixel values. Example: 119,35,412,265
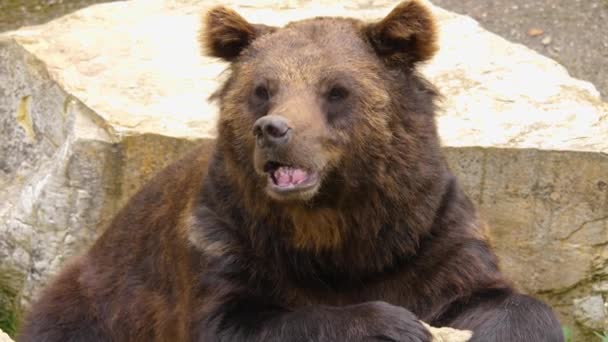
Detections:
201,6,276,61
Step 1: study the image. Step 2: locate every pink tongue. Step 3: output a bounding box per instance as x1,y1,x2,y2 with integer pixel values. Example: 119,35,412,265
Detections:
274,167,309,187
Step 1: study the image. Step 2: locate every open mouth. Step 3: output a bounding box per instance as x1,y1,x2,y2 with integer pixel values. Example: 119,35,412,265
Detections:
263,161,320,194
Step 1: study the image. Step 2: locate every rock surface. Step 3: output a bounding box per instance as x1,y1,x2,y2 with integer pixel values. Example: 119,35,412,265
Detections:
573,295,607,331
0,329,14,342
0,0,606,339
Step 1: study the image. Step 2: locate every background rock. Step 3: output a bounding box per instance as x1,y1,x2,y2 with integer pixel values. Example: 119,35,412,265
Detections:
0,0,606,339
0,328,14,342
431,0,608,99
573,295,607,331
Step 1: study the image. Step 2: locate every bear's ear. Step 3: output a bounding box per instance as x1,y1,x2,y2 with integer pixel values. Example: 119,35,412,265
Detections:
363,0,438,67
201,6,276,61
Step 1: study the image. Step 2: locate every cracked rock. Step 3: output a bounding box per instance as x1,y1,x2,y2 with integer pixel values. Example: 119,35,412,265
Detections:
573,295,607,331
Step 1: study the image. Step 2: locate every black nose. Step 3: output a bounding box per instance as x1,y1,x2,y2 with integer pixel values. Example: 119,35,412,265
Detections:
253,115,291,146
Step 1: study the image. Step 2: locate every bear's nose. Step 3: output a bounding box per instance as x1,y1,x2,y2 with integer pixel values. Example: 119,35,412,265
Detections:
253,115,292,146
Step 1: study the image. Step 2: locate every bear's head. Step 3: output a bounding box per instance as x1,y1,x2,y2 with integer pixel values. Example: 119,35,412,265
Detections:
202,1,444,207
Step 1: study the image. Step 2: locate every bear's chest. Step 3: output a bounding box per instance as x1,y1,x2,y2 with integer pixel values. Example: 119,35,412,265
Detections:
268,261,442,320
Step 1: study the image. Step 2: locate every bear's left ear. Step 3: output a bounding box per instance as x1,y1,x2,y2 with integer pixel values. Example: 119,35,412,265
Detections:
201,6,276,61
363,0,438,67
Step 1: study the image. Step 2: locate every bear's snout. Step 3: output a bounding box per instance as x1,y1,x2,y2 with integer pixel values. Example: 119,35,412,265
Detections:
253,115,292,148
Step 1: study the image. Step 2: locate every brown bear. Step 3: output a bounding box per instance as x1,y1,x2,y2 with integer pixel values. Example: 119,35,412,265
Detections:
18,1,564,341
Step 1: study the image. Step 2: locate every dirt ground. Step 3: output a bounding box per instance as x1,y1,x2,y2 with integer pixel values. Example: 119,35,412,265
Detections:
432,0,608,99
0,0,120,32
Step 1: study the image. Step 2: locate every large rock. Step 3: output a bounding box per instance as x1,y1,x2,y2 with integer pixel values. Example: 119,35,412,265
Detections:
573,295,607,331
0,0,606,339
0,328,14,342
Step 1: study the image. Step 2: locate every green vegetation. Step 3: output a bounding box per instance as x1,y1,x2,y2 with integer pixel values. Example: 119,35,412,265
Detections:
0,266,24,337
563,326,572,342
594,331,608,342
563,325,608,342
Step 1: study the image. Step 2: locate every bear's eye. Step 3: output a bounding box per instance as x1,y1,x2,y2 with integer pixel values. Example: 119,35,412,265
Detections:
327,86,349,102
254,85,270,101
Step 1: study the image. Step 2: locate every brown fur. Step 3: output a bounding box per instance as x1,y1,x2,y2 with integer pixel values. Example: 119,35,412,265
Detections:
203,6,276,61
364,0,439,66
19,2,563,341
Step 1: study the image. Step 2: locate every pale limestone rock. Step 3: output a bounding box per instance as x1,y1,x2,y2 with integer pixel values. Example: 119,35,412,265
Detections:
573,295,607,331
0,329,14,342
593,281,608,294
0,0,606,339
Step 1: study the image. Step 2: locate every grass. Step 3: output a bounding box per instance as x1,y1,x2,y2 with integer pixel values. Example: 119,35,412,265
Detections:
0,266,24,337
0,303,19,338
563,325,608,342
594,331,608,342
563,326,572,342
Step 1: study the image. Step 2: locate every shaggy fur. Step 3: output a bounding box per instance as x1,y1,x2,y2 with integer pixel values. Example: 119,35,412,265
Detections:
19,1,563,341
